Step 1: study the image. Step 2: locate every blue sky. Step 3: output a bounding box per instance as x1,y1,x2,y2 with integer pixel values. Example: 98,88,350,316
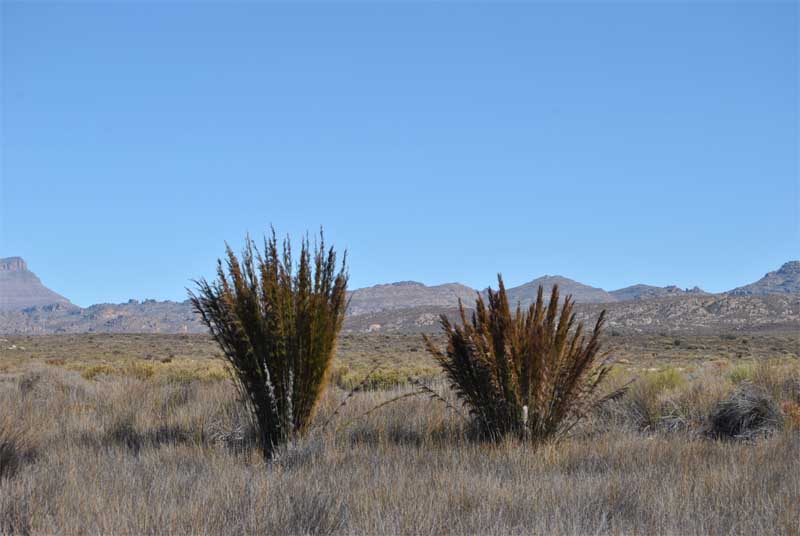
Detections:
2,2,797,306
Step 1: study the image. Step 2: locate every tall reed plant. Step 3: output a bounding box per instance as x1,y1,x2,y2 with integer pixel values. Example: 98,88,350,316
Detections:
424,276,610,442
190,230,348,459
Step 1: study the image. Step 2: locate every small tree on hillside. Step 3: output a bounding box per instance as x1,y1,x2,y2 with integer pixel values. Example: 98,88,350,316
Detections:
424,276,610,441
189,230,348,459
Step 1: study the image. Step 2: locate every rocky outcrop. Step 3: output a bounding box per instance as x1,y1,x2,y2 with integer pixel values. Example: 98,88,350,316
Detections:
728,261,800,296
610,284,707,301
0,300,204,334
0,257,28,272
0,257,75,312
342,293,800,335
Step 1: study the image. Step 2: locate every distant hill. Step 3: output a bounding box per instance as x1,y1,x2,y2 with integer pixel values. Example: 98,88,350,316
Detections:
347,281,477,315
0,257,75,312
610,284,707,301
4,292,796,335
1,259,798,335
502,275,616,306
727,261,800,296
0,299,202,335
343,294,800,335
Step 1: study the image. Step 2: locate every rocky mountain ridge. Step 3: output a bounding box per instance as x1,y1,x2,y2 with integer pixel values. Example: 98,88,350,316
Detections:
1,257,798,335
728,261,800,296
342,293,800,335
610,284,707,302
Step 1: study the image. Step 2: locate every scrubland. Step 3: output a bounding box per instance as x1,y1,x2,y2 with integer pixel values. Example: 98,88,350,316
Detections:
1,333,799,535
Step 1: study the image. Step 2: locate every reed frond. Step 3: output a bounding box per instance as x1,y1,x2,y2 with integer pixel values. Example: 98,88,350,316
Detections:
424,275,610,442
189,229,347,459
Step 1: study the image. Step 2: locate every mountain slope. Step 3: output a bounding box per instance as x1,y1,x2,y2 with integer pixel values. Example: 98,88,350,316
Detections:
728,261,800,296
611,284,707,301
347,281,477,315
502,275,616,306
0,257,75,312
2,261,799,335
342,294,800,334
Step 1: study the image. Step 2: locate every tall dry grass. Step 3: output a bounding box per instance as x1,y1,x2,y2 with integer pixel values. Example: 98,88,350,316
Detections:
1,362,799,535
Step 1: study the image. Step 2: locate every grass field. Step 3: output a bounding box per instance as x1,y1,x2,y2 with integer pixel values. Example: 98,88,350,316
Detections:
1,332,799,534
2,330,797,386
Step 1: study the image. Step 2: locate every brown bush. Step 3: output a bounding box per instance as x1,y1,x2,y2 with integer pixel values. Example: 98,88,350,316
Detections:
424,276,610,441
706,383,783,440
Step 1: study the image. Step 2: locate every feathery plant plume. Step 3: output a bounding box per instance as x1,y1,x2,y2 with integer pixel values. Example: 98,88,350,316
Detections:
189,229,348,459
423,275,610,442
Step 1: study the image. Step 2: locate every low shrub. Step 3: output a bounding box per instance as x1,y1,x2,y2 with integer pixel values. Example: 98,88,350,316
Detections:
330,365,439,391
642,367,686,393
706,383,783,440
80,363,115,380
596,366,729,434
728,363,756,385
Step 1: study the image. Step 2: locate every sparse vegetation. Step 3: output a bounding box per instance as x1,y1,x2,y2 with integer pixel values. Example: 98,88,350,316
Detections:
0,330,798,533
189,231,348,459
1,360,799,534
424,278,611,441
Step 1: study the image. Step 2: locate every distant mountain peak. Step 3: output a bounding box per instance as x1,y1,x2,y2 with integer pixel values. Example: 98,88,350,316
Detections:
0,256,75,312
347,280,477,315
0,257,28,272
728,260,800,296
779,260,800,272
501,274,616,305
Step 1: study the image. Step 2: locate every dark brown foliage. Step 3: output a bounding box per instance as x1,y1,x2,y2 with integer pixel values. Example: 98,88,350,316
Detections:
424,276,610,441
706,383,784,440
189,230,348,458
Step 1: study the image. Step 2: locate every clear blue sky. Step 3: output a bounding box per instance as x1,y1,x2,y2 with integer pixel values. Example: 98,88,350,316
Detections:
2,1,797,306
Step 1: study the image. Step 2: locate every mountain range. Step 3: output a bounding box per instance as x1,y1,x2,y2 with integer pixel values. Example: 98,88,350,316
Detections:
1,257,798,334
349,274,711,314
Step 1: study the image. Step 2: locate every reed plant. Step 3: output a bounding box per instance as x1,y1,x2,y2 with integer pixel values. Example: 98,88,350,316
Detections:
189,230,348,458
424,276,610,441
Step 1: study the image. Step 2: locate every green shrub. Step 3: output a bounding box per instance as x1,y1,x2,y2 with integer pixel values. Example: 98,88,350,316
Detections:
643,367,687,393
80,364,115,380
424,276,610,441
621,368,692,432
728,363,756,385
190,230,348,459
